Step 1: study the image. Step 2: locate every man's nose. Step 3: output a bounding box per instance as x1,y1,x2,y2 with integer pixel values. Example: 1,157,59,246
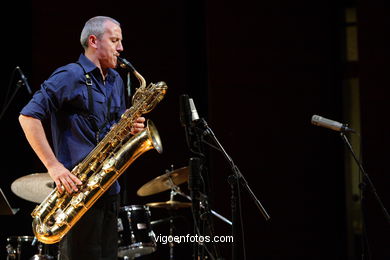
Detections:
117,41,124,52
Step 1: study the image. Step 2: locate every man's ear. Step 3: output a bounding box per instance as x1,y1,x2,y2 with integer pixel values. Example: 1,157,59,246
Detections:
88,35,98,49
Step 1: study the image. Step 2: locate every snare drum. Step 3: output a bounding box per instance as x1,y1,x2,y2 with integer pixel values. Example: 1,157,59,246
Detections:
117,205,156,259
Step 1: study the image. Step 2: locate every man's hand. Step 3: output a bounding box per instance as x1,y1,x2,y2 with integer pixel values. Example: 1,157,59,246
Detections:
131,117,146,135
48,162,82,194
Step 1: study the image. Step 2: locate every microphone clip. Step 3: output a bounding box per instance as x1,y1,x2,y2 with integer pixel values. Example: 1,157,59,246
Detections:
15,66,32,95
192,118,211,136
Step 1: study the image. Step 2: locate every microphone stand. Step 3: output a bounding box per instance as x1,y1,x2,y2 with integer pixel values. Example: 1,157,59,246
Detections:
188,157,202,260
194,119,270,260
340,133,390,223
185,122,223,259
1,67,32,121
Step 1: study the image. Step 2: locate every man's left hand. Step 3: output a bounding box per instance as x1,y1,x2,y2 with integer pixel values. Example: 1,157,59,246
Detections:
131,117,146,134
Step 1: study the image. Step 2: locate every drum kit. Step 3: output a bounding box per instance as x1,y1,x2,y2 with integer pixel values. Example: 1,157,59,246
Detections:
6,166,208,260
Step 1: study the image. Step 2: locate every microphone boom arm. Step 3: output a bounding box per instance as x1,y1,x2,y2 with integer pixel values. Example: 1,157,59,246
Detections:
340,133,390,224
195,119,271,221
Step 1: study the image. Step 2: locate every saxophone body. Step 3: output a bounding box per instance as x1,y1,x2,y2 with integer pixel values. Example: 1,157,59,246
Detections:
31,58,167,244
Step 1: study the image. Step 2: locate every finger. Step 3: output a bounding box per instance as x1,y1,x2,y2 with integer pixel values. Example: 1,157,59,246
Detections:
134,123,144,129
137,117,146,123
66,176,78,192
131,128,142,135
61,178,73,194
55,180,63,193
66,177,78,192
131,127,140,134
69,174,82,185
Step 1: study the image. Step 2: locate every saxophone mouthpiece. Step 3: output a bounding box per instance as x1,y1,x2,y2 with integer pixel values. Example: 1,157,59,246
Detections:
117,57,135,72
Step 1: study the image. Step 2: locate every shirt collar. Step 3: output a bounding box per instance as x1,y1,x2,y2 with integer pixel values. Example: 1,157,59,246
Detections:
78,54,97,73
78,54,117,83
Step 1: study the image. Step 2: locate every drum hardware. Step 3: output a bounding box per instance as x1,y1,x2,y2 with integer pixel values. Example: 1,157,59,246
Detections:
168,213,174,260
1,188,19,215
10,173,54,204
137,164,230,224
146,183,192,210
150,215,181,227
5,236,57,260
29,237,57,260
130,164,231,259
163,183,233,226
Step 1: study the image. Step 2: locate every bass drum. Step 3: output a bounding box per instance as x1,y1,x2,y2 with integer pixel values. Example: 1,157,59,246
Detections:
117,205,156,259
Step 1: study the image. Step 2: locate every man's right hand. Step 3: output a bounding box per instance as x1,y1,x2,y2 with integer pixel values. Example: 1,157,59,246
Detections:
19,115,83,194
48,163,82,194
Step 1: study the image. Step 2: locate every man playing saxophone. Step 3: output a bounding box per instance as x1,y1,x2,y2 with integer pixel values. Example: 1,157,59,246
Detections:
19,16,145,260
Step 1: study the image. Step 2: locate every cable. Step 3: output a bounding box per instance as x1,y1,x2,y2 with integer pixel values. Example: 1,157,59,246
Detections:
236,172,247,260
357,134,372,260
0,82,22,121
1,68,16,109
0,67,20,121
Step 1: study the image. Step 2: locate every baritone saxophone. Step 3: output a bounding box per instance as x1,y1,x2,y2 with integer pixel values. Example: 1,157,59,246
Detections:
31,57,167,244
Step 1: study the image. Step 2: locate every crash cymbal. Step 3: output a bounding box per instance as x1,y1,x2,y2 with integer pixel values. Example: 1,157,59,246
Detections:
137,167,189,196
146,200,192,210
11,173,55,203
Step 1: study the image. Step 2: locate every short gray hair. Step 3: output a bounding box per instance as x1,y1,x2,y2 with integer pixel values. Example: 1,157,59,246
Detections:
80,16,120,49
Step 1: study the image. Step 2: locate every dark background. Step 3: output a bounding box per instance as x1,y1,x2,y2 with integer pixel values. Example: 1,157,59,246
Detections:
1,0,388,259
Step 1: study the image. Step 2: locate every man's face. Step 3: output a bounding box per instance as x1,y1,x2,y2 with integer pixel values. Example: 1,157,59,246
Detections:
96,20,123,70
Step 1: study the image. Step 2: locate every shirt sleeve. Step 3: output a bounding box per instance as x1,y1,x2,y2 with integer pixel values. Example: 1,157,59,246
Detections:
20,67,78,120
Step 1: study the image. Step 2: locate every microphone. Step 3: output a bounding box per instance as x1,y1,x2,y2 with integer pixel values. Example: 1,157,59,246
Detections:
179,94,192,127
187,97,210,134
311,115,355,133
189,98,199,121
16,66,32,94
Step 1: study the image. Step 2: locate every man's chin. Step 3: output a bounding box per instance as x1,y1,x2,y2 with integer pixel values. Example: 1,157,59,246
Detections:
107,61,117,69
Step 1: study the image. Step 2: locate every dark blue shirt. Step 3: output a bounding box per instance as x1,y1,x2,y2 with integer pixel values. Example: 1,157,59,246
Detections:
20,54,126,194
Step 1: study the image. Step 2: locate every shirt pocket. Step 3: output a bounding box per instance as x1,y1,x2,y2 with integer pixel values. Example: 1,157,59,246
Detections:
81,88,108,125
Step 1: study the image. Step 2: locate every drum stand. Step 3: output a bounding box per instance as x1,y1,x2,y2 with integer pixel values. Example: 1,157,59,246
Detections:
166,183,231,260
155,186,189,260
168,182,232,226
168,212,175,260
0,188,18,215
167,188,178,260
30,237,56,260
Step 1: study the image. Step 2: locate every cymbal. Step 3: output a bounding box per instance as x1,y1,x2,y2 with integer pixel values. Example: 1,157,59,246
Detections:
146,200,192,210
137,167,189,196
11,173,55,203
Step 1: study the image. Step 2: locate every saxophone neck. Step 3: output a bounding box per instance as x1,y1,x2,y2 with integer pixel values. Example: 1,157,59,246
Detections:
133,70,147,88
